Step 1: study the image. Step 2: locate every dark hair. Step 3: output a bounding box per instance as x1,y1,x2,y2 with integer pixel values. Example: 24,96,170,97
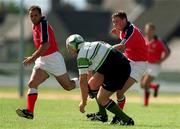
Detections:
112,10,127,20
28,5,42,14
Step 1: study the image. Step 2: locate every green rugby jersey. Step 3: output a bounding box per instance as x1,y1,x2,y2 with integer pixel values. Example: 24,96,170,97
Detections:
77,41,113,74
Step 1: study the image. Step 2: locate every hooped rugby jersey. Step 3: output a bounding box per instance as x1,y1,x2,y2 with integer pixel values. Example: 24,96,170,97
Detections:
77,41,112,75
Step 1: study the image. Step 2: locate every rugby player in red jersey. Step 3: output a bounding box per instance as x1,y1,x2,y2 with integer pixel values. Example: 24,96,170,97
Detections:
140,23,170,106
86,11,148,124
16,5,79,119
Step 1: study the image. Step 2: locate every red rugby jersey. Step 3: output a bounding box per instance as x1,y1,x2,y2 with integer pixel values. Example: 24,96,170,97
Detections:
146,36,169,63
118,22,148,61
32,16,58,56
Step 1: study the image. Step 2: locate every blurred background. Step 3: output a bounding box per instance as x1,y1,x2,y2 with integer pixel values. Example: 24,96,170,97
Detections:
0,0,180,96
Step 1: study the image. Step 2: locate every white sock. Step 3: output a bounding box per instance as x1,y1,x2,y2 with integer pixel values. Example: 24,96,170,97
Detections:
117,95,125,102
27,88,38,95
71,77,79,88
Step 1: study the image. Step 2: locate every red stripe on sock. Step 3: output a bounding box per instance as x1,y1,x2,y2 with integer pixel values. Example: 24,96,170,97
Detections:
27,93,38,113
117,98,126,110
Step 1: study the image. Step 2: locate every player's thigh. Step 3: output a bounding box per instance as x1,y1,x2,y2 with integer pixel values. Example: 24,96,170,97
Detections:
97,86,113,106
116,77,136,98
28,68,49,88
140,75,146,88
88,72,104,90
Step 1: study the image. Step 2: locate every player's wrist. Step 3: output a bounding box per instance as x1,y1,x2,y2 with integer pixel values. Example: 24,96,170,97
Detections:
80,100,87,106
30,55,37,62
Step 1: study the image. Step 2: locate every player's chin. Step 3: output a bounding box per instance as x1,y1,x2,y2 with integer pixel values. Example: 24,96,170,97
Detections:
32,21,39,25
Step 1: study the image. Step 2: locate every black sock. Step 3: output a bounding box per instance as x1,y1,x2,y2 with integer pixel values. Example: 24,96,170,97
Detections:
91,90,107,116
96,100,107,116
104,99,130,122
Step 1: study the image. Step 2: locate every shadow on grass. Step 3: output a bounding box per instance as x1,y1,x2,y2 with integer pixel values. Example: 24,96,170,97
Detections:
137,124,180,129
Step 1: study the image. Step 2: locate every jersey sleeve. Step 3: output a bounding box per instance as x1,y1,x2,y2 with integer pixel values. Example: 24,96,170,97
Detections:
40,19,49,44
163,40,171,53
77,58,90,75
160,40,171,54
120,25,134,45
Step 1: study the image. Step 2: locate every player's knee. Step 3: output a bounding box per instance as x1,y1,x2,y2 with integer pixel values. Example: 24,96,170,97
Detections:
64,86,73,91
88,77,103,90
141,81,150,89
28,80,38,88
62,83,75,91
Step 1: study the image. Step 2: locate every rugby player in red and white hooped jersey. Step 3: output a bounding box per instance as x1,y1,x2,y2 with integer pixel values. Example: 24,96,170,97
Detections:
16,5,79,119
86,11,148,124
140,23,170,106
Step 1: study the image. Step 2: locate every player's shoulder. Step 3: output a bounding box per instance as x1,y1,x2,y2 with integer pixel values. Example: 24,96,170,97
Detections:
40,16,49,26
155,37,170,50
155,36,166,45
78,42,90,55
127,22,144,37
40,16,47,22
157,38,170,51
125,22,135,31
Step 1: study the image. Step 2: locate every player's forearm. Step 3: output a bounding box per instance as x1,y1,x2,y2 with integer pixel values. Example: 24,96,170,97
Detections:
32,42,50,60
79,79,88,104
158,52,170,64
113,44,126,52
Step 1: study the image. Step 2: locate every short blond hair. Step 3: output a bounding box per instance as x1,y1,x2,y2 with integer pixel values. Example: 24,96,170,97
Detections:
145,23,156,30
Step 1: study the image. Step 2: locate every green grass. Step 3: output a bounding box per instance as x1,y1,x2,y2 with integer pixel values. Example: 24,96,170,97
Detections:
0,86,180,129
0,97,180,129
0,86,80,94
0,85,179,96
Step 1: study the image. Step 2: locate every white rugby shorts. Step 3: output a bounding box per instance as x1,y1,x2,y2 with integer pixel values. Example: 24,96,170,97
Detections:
146,63,161,77
33,52,67,76
129,60,147,82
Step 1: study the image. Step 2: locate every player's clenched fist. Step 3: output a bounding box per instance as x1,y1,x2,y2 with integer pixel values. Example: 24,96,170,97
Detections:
23,56,36,66
111,28,120,36
79,101,86,113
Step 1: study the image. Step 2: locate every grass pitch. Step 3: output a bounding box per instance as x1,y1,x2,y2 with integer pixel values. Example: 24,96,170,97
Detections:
0,87,180,129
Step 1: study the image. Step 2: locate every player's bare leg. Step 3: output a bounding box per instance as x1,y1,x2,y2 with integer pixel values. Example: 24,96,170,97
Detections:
97,87,134,125
116,77,136,109
16,68,49,119
150,83,160,97
55,73,77,91
141,74,154,106
87,72,103,98
86,73,108,122
107,77,136,124
88,72,103,90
